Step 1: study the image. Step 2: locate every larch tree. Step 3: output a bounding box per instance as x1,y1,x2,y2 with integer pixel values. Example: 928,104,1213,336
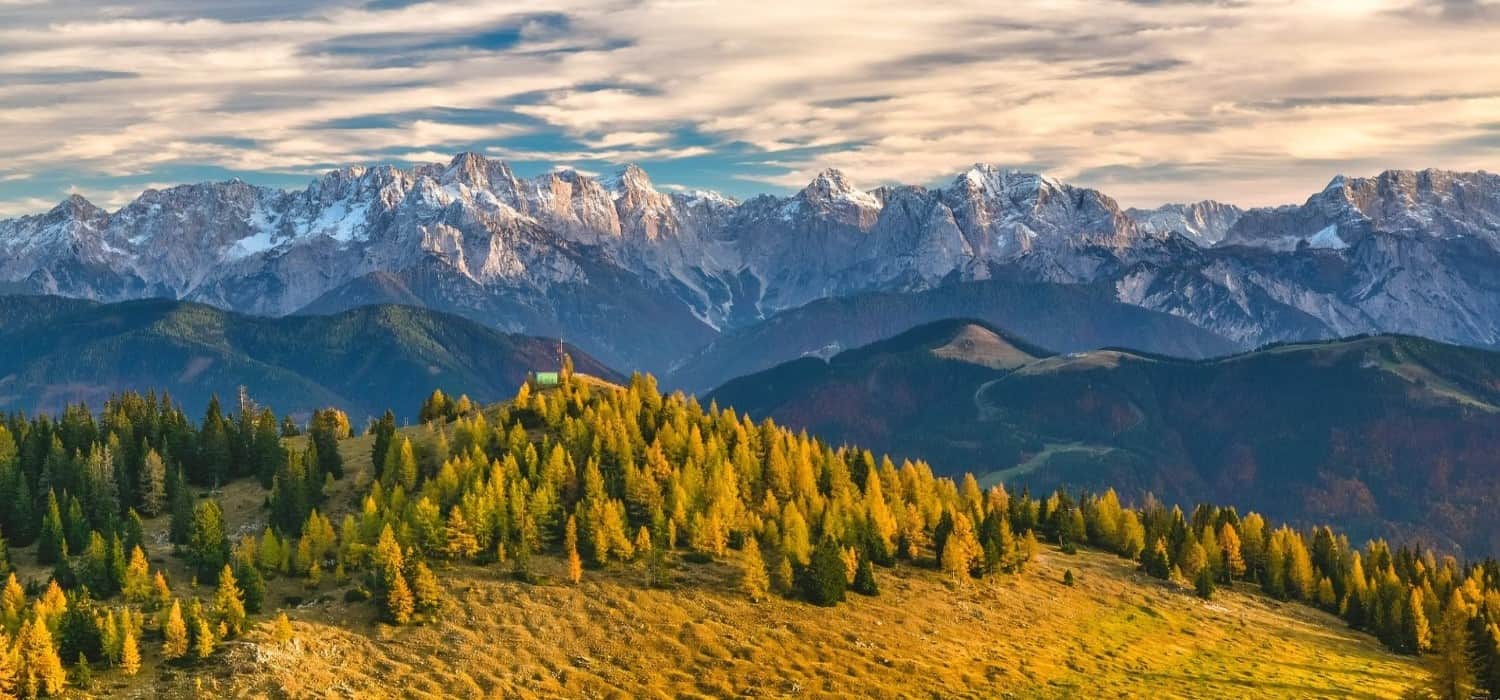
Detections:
444,507,479,561
120,626,141,677
1428,591,1473,698
740,537,770,602
1407,587,1433,654
940,512,982,583
192,617,216,661
382,437,418,493
384,566,415,625
409,560,442,614
213,564,247,637
138,447,168,517
1218,523,1246,581
17,613,66,697
565,515,583,585
162,600,189,661
0,630,14,696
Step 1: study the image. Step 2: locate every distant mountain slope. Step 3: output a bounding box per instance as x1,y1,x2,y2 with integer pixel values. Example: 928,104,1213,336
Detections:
708,321,1500,555
0,296,617,420
667,277,1238,392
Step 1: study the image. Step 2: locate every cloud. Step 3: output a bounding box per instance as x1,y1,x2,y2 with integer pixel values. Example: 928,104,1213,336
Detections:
0,196,59,218
0,0,1495,213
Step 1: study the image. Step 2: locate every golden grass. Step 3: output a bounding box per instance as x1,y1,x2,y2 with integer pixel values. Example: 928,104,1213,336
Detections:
136,544,1422,700
54,427,1425,699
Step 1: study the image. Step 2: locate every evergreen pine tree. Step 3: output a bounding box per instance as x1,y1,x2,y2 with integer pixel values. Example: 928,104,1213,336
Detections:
187,499,231,580
1195,567,1216,599
72,654,92,692
852,554,878,596
801,537,847,606
123,509,147,557
1143,537,1172,579
237,560,266,614
36,491,63,565
167,468,194,545
57,593,103,663
1469,616,1500,699
1406,588,1433,654
371,410,397,477
1429,591,1473,698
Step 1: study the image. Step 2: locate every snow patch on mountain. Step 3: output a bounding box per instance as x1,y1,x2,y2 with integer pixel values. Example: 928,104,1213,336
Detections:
1307,224,1347,249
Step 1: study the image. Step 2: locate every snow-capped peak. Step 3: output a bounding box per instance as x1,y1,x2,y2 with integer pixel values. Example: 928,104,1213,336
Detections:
959,164,1063,197
799,168,880,210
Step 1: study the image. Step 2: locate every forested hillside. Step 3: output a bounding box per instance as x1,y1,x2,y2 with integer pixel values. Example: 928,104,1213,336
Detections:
710,320,1500,557
0,296,615,420
0,366,1486,697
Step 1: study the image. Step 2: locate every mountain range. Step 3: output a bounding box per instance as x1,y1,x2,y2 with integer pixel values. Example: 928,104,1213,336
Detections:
708,320,1500,556
0,296,614,420
3,155,1499,385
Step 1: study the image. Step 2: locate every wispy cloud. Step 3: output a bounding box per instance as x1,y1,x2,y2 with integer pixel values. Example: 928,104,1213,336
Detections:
0,0,1496,214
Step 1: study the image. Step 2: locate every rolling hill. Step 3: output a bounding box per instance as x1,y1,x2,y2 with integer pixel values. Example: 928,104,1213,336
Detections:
0,296,617,421
120,402,1422,699
666,276,1240,392
708,319,1500,556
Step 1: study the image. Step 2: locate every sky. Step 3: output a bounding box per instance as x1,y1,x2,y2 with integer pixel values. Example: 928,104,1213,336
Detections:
0,0,1498,217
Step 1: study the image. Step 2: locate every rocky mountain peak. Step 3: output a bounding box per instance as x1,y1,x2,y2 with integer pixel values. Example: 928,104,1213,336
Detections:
605,163,657,198
957,165,1062,198
798,168,878,208
1126,200,1244,245
443,152,496,187
53,193,105,218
